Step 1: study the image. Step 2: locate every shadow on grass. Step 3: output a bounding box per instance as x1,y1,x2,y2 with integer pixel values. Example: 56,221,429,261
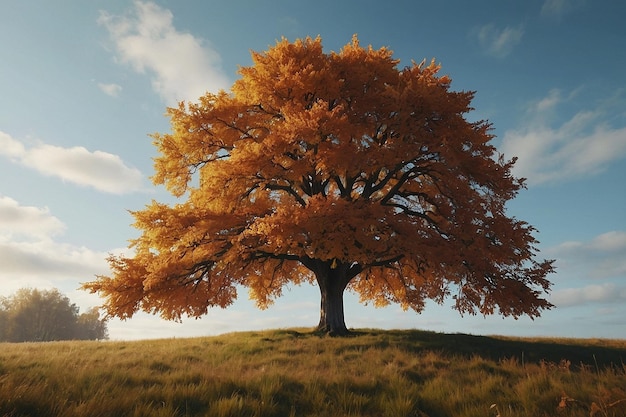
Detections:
351,329,626,369
223,327,625,370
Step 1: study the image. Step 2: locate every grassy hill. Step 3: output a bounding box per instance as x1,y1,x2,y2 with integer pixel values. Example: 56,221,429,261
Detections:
1,329,625,417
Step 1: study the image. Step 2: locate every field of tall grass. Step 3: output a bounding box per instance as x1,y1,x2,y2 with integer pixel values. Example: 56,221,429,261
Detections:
1,328,625,417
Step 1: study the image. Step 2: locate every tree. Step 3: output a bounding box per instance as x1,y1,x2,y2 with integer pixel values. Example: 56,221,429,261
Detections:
75,307,109,340
83,36,554,335
2,288,78,342
0,288,108,342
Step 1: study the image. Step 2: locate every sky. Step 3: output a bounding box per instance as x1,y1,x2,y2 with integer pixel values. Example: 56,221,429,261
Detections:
1,0,625,341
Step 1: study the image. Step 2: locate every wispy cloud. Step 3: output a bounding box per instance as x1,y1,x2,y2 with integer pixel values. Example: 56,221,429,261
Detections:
475,23,524,57
99,1,231,104
546,231,626,307
551,283,626,307
0,131,144,194
0,196,117,303
548,231,626,280
500,90,626,185
541,0,587,18
0,239,108,280
98,82,122,97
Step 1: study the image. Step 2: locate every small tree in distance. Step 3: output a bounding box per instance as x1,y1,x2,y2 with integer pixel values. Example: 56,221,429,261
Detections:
0,288,108,342
75,307,109,341
83,36,554,335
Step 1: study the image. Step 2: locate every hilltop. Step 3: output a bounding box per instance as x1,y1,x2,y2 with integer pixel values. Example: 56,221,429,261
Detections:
1,329,625,416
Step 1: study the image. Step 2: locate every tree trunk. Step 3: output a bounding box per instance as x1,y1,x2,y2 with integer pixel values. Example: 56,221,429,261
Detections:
313,260,351,336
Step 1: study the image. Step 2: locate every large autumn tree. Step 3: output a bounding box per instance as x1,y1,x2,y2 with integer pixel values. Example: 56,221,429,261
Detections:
84,36,554,335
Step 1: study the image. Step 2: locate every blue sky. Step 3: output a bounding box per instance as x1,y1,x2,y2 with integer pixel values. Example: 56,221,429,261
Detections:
1,0,625,340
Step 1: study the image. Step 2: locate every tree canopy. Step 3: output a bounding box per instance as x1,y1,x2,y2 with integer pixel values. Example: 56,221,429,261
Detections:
0,288,108,342
83,36,554,335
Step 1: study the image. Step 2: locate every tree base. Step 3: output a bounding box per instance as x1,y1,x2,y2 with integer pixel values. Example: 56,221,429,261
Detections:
314,324,352,337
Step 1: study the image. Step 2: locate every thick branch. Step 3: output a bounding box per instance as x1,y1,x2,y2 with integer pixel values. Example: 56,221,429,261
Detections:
265,183,307,207
365,253,405,268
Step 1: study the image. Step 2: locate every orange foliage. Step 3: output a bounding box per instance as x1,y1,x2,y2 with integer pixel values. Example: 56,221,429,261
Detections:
83,36,554,328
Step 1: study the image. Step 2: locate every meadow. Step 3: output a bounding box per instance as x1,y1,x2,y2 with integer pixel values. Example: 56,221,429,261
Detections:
0,329,625,417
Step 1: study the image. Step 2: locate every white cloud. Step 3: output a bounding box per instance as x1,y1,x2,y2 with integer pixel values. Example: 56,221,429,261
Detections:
475,23,524,57
21,144,144,194
500,91,626,185
0,195,65,240
98,82,122,97
551,283,626,307
0,130,26,159
99,1,231,104
0,131,144,194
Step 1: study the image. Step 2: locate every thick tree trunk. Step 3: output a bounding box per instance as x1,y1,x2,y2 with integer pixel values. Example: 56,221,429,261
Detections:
313,261,351,336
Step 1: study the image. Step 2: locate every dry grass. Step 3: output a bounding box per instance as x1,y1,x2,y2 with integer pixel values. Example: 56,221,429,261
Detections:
0,328,625,416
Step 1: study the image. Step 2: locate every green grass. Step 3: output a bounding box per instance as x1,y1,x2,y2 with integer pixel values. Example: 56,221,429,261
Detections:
1,328,625,417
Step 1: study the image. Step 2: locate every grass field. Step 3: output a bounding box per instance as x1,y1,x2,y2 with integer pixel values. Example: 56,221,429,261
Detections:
1,328,625,417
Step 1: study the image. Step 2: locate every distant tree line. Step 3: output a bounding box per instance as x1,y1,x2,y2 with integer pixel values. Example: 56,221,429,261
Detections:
0,288,108,342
